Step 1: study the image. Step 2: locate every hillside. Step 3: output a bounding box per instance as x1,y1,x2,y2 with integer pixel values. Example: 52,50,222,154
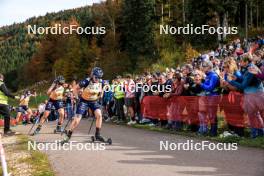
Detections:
0,0,263,91
0,6,94,90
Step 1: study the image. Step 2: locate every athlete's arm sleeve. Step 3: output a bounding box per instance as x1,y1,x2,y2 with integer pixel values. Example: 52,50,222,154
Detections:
0,84,15,99
20,95,25,101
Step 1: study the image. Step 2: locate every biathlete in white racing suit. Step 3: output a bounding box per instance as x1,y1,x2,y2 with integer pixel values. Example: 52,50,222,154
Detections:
32,76,65,135
16,90,36,123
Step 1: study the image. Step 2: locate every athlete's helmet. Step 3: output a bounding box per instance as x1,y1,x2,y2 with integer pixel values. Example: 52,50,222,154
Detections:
26,90,31,96
24,90,31,96
91,67,103,78
55,75,65,84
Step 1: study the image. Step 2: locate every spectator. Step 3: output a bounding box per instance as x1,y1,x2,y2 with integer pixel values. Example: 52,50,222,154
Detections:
38,101,46,119
220,58,244,136
64,87,74,120
227,56,264,138
197,61,220,136
102,80,113,121
0,73,19,136
134,76,143,123
182,64,199,132
167,73,184,130
124,74,136,125
249,65,264,80
113,76,125,123
154,73,173,126
140,75,154,124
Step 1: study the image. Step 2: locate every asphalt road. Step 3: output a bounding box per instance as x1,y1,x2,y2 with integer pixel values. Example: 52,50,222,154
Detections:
15,119,264,176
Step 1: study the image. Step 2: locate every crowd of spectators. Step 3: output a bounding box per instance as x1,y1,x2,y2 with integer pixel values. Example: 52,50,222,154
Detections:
26,36,264,139
101,36,264,138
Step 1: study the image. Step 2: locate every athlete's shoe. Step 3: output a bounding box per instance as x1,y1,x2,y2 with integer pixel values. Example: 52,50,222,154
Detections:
66,130,72,139
95,135,106,142
92,134,112,144
55,125,63,132
140,118,151,124
105,118,111,122
148,123,155,127
127,120,136,125
113,119,119,123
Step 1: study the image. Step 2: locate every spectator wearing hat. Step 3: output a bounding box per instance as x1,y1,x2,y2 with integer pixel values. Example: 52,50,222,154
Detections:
182,64,199,132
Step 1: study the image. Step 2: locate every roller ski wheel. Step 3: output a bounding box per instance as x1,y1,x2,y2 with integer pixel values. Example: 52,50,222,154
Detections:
91,136,95,142
107,138,112,145
91,136,112,145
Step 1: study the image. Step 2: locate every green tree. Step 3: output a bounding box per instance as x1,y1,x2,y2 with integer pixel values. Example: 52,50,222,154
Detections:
121,0,156,66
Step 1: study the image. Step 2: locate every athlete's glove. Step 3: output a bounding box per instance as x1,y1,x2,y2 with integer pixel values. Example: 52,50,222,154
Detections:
15,96,20,100
53,78,58,84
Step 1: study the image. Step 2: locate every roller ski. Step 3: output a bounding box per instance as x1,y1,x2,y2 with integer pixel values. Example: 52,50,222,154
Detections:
60,118,72,135
91,135,112,145
31,125,42,136
27,116,40,135
60,130,72,145
89,118,112,145
53,124,63,134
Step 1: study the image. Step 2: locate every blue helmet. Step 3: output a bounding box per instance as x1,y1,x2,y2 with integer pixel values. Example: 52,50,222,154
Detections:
91,67,103,78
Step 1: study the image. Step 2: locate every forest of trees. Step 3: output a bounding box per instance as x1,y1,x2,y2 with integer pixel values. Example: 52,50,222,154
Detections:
0,0,263,91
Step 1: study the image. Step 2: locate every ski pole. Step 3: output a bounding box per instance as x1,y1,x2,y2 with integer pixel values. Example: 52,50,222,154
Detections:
61,113,72,136
28,115,40,135
88,116,95,135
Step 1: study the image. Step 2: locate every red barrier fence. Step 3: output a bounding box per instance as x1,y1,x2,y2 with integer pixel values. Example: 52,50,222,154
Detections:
0,119,17,127
141,93,264,128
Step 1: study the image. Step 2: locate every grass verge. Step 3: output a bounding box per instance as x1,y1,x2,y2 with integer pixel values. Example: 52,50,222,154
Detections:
0,135,55,176
129,123,264,149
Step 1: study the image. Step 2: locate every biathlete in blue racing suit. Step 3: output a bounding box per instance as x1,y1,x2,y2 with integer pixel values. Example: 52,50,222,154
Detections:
66,67,105,141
